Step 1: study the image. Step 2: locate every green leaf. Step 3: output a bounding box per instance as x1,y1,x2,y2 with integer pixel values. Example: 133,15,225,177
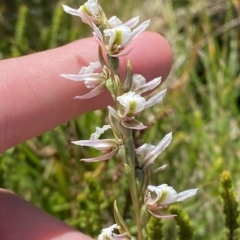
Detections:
113,200,131,235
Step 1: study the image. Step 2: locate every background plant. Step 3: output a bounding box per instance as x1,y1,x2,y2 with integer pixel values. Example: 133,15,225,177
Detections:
1,0,240,239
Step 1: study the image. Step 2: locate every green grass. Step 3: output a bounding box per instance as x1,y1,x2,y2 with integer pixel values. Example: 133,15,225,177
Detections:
1,0,240,239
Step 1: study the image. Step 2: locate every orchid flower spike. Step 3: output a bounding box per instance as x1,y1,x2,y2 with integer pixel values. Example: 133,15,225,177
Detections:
62,0,100,26
144,184,198,219
72,125,121,162
60,62,111,99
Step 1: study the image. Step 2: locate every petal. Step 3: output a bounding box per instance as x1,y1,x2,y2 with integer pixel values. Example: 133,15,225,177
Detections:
82,0,99,16
74,82,105,99
160,186,178,204
144,89,167,109
90,125,111,140
81,148,118,162
148,209,177,220
132,74,147,91
119,27,132,46
123,16,139,28
153,164,168,174
147,185,164,201
98,224,119,240
142,132,172,168
60,73,104,81
135,143,155,157
136,77,162,94
110,47,133,57
92,23,103,43
72,139,117,149
104,26,131,51
109,16,123,27
130,19,150,39
117,91,146,114
62,5,80,17
121,119,147,130
103,28,116,50
80,12,100,26
79,62,101,74
108,106,119,119
176,188,198,202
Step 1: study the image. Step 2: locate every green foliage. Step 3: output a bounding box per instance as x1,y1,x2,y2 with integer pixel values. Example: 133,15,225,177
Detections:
169,205,194,240
1,0,240,239
147,217,163,240
11,4,28,57
220,171,240,240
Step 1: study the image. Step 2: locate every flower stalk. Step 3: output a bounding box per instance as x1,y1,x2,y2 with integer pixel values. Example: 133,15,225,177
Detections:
120,131,146,240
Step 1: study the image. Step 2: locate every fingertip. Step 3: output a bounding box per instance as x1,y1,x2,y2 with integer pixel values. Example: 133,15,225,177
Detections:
121,31,173,82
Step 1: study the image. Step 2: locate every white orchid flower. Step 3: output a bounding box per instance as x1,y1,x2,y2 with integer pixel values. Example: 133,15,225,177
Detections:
107,88,167,130
117,91,146,116
144,184,198,219
98,224,130,240
63,0,100,26
108,91,147,130
93,19,150,57
136,132,172,169
60,62,111,99
72,125,120,162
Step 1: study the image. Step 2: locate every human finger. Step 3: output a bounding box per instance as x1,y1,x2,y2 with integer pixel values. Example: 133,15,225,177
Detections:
0,189,93,240
0,31,172,152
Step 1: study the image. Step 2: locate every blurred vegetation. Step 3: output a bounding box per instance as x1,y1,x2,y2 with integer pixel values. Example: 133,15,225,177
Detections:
1,0,240,239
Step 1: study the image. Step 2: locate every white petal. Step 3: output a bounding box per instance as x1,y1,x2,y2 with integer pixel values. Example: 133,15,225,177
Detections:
110,47,133,57
92,23,103,42
160,185,178,204
90,125,111,141
117,91,146,115
74,82,105,99
147,185,165,202
104,26,131,51
124,16,139,28
72,139,117,150
176,188,198,202
81,149,118,162
104,28,117,50
98,224,120,240
131,74,146,91
108,106,119,119
82,0,99,16
153,164,168,174
60,73,103,81
79,62,101,74
62,5,80,17
136,77,162,94
109,16,123,27
128,19,150,44
142,132,172,168
144,89,167,109
136,143,155,157
147,209,177,220
121,119,147,130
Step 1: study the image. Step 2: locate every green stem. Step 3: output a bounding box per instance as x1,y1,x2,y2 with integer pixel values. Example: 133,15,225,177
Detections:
123,134,147,240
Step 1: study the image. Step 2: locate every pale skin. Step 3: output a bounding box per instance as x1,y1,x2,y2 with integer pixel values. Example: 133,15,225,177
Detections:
0,32,172,240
